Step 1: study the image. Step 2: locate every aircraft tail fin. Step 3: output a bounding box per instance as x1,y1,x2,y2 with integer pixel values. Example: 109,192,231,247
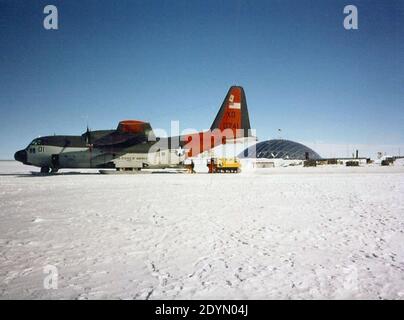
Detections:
210,86,251,137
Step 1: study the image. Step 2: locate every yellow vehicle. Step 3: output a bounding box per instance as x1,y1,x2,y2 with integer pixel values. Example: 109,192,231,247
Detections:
207,157,241,173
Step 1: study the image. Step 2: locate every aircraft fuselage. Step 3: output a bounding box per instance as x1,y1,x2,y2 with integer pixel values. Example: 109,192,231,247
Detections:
14,86,253,173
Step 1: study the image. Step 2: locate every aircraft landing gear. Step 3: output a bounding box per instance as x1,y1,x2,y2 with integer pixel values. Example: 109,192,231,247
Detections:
40,166,50,173
51,168,59,173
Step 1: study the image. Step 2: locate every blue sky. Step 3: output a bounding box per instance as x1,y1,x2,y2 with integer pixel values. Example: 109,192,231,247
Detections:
0,0,403,158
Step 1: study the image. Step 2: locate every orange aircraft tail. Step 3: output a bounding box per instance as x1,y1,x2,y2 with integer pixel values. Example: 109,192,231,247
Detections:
184,86,252,157
210,86,251,137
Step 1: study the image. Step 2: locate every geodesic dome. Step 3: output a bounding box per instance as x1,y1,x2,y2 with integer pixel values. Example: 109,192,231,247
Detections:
239,139,321,160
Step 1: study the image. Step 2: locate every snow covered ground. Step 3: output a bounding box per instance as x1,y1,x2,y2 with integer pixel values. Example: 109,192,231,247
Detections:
1,161,404,299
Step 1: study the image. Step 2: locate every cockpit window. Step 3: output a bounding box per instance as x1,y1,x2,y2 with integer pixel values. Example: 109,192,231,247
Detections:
31,139,43,146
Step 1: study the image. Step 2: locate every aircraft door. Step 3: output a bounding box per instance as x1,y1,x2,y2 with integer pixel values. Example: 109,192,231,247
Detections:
51,154,60,168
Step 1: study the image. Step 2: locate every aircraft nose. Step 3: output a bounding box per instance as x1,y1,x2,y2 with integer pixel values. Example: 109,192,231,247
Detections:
14,149,27,163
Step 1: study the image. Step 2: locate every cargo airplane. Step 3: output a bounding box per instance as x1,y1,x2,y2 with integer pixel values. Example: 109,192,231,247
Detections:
14,86,252,173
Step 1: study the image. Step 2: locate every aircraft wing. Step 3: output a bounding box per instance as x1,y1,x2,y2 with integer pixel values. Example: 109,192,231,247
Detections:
92,131,147,148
